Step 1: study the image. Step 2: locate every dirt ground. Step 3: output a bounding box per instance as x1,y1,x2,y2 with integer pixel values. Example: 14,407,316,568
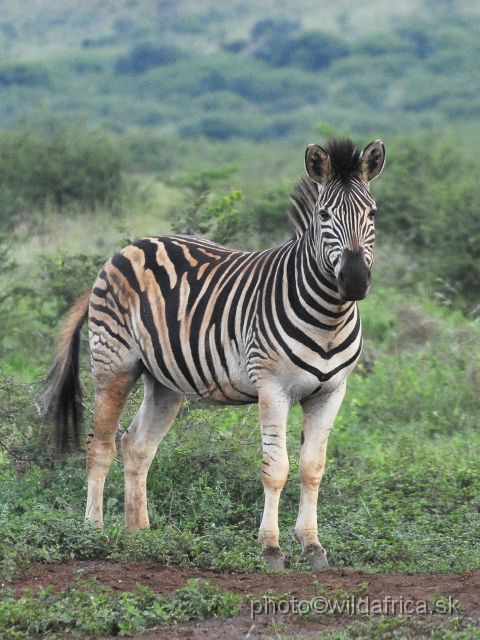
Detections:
6,561,480,639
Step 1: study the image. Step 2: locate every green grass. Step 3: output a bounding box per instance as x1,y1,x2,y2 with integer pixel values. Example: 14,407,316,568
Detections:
1,276,480,639
1,580,476,640
0,576,241,638
18,176,179,259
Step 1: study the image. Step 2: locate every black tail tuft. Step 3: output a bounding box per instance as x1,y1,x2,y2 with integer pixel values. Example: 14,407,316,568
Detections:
40,290,91,455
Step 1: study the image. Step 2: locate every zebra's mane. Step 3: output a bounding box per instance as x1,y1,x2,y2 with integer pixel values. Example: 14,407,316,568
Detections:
288,139,363,238
325,138,362,183
287,176,319,239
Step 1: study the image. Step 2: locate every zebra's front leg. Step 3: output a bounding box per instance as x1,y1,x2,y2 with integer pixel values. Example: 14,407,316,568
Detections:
257,388,290,570
295,381,347,569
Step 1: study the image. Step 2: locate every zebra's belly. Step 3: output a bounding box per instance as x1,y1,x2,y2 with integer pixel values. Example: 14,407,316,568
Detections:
184,372,260,405
136,327,360,406
144,350,259,405
145,351,358,407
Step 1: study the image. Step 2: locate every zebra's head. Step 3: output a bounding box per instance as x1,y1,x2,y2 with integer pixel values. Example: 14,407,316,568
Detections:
305,139,385,302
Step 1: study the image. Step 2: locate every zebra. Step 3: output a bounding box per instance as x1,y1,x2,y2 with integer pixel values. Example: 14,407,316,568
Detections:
42,138,385,570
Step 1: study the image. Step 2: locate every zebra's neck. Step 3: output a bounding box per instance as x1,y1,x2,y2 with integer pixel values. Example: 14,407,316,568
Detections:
277,231,356,332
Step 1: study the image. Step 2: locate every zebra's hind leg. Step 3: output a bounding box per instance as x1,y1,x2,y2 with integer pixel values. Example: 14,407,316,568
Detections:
257,387,290,570
86,371,140,527
295,382,347,569
121,373,183,533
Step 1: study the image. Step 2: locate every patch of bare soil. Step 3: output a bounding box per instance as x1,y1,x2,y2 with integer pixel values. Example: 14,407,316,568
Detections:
6,561,480,639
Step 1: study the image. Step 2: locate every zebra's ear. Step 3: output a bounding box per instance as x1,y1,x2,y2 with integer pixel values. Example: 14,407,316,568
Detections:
305,144,331,185
360,140,385,183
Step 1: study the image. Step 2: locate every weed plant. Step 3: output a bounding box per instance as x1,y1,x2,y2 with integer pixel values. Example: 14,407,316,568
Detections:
0,576,241,638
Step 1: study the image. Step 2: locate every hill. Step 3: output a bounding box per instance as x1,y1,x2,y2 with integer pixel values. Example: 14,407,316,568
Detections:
0,0,462,60
0,1,480,141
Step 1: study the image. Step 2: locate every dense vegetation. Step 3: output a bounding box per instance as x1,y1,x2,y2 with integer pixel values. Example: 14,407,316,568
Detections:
1,124,480,638
1,12,480,138
1,2,480,637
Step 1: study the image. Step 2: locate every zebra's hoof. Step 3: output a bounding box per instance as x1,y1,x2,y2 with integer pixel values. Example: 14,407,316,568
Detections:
262,547,286,571
265,556,285,571
298,544,328,570
309,553,328,570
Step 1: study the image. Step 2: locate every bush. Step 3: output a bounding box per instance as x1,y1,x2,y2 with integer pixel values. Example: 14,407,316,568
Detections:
250,21,350,71
0,120,124,226
0,249,106,375
114,42,181,74
250,18,299,45
251,183,293,244
373,133,480,304
168,166,250,246
180,111,293,141
353,30,414,57
142,55,322,110
0,63,49,87
288,30,350,71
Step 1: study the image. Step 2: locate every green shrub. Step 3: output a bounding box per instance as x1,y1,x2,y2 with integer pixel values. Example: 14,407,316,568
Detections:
140,55,322,109
373,133,480,304
0,250,105,376
248,19,349,71
168,166,251,246
114,42,182,74
0,119,124,226
353,30,415,57
0,577,241,638
180,110,294,141
0,62,49,88
251,182,293,243
287,30,350,71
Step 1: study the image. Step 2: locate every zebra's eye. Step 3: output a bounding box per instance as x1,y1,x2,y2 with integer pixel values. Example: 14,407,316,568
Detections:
368,210,376,221
319,210,331,222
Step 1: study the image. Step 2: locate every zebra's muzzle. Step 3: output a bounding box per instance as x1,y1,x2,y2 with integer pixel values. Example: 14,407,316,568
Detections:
337,249,372,301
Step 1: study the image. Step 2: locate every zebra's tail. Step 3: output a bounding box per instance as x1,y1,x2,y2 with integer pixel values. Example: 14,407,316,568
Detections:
40,289,92,455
